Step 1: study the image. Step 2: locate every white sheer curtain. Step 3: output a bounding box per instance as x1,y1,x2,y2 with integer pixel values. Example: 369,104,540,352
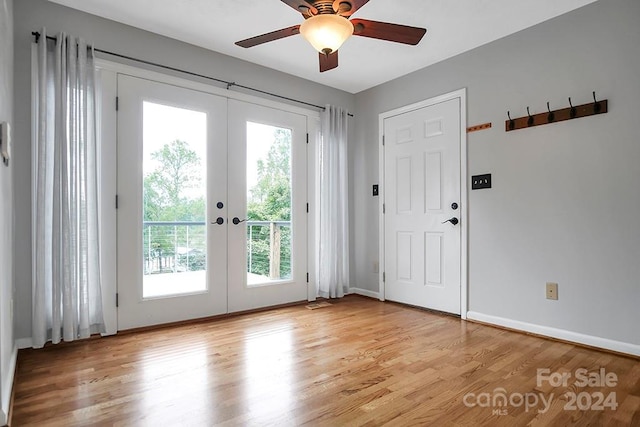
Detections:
316,105,350,298
32,29,104,348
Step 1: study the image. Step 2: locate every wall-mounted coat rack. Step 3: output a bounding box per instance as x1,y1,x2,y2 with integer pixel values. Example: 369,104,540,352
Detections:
505,92,607,132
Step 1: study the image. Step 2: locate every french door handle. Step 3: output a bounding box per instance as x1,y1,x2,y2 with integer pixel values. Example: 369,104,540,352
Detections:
232,217,246,225
212,217,224,225
442,217,459,226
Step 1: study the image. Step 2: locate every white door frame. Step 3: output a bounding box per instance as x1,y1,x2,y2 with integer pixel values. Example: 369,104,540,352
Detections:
378,88,468,319
97,60,319,332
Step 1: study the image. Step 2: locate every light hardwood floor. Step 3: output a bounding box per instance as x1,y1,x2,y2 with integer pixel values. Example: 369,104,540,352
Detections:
12,296,640,426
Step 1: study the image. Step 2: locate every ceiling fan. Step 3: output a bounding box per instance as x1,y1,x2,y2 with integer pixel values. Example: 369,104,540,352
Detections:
235,0,427,72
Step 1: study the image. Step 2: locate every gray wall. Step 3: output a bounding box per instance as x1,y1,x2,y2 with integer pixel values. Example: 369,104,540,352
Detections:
353,0,640,345
0,0,14,422
12,0,355,340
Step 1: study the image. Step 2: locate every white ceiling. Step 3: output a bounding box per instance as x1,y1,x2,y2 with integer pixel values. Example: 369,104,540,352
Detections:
48,0,597,94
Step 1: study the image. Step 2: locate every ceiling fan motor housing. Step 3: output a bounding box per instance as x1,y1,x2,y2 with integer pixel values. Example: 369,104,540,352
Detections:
301,1,352,16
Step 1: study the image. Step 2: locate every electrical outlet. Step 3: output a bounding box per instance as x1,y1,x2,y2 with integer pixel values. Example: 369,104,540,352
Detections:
546,282,558,300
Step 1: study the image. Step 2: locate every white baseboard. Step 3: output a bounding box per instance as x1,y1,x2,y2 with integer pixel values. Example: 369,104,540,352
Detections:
348,287,380,300
16,337,33,350
467,311,640,357
1,343,17,425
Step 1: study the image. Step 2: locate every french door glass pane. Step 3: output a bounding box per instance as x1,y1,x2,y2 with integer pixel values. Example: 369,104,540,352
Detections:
246,122,293,286
142,101,208,298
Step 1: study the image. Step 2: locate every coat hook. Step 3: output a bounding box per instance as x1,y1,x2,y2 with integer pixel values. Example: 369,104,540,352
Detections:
527,107,534,126
507,111,515,130
593,91,601,113
568,97,576,118
547,102,555,122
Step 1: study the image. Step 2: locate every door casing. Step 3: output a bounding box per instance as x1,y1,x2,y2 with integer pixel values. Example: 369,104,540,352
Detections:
378,89,468,319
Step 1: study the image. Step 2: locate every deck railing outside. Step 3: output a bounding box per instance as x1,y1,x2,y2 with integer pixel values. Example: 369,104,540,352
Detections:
142,220,291,280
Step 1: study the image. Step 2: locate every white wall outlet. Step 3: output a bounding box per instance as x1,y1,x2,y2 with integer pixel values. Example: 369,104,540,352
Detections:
546,282,558,300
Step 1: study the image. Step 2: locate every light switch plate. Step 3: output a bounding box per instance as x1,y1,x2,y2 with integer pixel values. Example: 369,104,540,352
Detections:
471,173,491,190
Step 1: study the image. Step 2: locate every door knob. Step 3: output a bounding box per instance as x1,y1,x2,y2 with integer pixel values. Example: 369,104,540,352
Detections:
212,217,224,225
232,217,246,225
442,217,459,226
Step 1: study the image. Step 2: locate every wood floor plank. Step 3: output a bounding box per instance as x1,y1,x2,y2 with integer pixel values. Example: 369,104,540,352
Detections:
12,296,639,426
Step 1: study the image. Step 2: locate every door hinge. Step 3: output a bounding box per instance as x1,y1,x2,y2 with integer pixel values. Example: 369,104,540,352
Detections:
115,195,119,209
306,203,309,213
116,96,119,111
382,135,385,146
306,133,309,144
382,272,386,282
306,272,309,283
116,293,119,307
383,203,385,214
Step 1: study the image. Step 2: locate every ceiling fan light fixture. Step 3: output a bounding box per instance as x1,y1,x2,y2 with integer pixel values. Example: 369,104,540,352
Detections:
299,14,354,54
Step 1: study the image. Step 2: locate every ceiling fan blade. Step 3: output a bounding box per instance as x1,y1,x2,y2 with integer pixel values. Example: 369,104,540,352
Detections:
280,0,317,17
319,51,339,72
235,25,301,48
351,19,426,45
333,0,370,17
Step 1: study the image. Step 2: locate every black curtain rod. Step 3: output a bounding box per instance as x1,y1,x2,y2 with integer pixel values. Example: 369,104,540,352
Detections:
32,31,354,117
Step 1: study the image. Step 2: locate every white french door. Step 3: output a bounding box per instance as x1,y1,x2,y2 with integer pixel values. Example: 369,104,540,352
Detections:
227,100,308,312
116,75,308,330
117,75,228,329
383,94,464,315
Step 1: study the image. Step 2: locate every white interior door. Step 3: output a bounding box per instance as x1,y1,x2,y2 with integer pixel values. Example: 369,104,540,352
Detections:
117,75,228,329
227,100,308,312
383,96,462,315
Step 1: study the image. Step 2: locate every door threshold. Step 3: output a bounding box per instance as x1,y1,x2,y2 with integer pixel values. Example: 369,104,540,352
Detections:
383,299,462,319
117,299,308,335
